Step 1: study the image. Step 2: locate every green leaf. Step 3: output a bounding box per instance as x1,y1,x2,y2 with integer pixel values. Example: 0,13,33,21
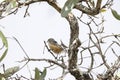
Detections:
4,66,19,78
34,68,47,80
100,8,107,13
0,31,8,62
11,0,17,8
0,49,8,62
5,3,12,14
111,9,120,20
39,68,46,80
35,68,40,80
5,0,17,14
0,31,8,47
61,0,79,17
0,77,5,80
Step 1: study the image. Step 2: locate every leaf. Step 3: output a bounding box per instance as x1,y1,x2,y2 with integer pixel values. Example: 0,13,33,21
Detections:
0,31,8,47
4,66,19,78
39,68,46,80
0,31,8,62
0,77,5,80
34,68,46,80
5,3,12,14
5,0,17,14
0,49,8,62
111,9,120,20
35,67,40,80
100,8,107,13
61,0,79,17
11,0,17,8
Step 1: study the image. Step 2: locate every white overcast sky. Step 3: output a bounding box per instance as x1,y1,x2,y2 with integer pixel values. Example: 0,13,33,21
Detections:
0,0,120,79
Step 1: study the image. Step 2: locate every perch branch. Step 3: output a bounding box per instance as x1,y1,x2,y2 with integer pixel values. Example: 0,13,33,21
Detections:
28,58,67,69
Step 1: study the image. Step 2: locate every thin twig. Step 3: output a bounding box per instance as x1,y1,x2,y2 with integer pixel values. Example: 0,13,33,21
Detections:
104,42,114,55
87,47,94,73
111,48,119,58
88,23,110,69
13,37,29,58
44,41,57,59
28,58,67,69
24,5,30,17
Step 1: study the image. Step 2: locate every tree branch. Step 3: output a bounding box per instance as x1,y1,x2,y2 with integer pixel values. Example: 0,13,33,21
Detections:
46,1,92,80
27,58,67,69
97,56,120,80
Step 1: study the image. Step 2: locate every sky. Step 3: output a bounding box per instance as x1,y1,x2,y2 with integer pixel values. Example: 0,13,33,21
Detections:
0,0,120,79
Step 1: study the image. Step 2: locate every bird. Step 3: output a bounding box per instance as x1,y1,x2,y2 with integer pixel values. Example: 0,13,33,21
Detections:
47,38,64,54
